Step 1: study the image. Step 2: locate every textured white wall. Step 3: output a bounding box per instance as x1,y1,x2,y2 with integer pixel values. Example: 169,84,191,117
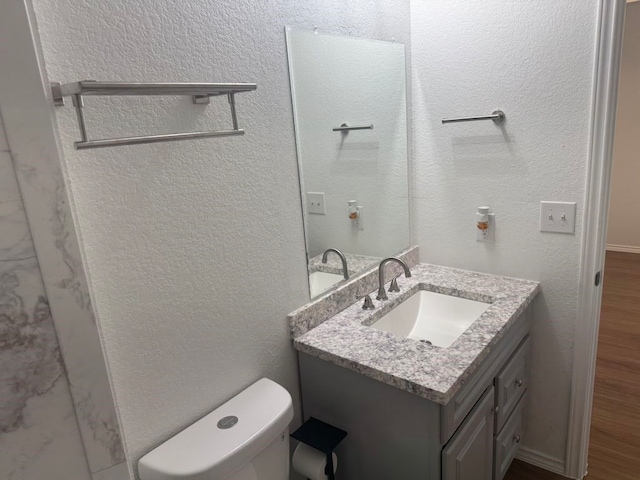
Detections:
410,0,597,465
287,30,410,259
29,0,411,477
607,3,640,249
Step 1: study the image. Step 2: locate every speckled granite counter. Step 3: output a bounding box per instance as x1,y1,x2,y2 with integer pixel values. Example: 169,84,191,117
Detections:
291,263,539,405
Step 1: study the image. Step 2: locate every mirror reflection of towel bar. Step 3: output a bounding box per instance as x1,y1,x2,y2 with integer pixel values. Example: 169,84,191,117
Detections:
442,110,505,124
332,123,374,132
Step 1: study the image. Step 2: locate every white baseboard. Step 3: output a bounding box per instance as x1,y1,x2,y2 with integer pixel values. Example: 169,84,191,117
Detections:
606,243,640,254
515,447,568,478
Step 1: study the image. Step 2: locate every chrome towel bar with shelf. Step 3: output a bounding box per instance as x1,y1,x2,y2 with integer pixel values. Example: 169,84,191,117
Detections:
441,110,505,124
51,81,257,150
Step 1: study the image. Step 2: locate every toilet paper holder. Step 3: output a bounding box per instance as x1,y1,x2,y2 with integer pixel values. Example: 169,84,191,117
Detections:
290,417,347,480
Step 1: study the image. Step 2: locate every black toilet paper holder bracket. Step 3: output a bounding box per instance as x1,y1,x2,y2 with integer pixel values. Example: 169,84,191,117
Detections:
290,417,347,480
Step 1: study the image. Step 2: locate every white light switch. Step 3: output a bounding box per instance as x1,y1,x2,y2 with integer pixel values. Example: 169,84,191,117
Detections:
540,201,576,234
307,192,326,215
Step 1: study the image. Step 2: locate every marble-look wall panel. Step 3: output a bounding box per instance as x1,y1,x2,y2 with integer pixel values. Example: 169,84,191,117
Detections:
0,137,91,479
1,122,126,474
0,1,127,476
7,129,128,475
35,164,127,471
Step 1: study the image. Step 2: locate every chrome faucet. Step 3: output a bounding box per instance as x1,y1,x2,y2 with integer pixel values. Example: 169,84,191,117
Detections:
322,248,349,280
376,257,411,301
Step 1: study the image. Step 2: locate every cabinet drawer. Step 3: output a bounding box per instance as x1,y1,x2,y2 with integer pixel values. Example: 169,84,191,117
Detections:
495,336,530,431
494,393,526,480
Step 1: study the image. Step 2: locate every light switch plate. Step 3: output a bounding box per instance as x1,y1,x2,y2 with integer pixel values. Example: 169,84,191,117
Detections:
307,192,326,215
540,201,576,234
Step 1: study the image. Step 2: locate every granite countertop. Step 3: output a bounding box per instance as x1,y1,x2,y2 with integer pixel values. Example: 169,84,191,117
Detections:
292,263,539,405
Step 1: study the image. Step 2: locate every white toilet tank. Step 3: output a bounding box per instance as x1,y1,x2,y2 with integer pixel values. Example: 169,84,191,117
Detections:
138,378,294,480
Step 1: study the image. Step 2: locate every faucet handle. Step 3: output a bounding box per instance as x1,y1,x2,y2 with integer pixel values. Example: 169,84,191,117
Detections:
388,276,400,293
362,294,375,310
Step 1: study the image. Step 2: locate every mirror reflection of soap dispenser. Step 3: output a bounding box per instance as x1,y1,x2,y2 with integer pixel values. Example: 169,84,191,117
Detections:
476,206,495,242
348,200,364,230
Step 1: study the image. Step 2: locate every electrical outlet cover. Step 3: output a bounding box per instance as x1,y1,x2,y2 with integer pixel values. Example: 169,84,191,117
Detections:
477,213,495,242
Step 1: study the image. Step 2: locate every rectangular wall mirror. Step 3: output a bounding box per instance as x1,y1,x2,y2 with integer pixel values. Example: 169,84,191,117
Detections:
285,27,411,298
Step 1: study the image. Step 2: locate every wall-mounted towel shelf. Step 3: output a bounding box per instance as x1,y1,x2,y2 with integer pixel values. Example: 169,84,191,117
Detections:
51,81,257,150
442,110,505,124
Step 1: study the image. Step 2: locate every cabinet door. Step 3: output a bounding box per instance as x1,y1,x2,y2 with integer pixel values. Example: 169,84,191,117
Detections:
442,387,495,480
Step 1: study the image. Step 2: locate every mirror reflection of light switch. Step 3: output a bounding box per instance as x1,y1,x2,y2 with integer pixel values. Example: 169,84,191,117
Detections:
307,192,326,215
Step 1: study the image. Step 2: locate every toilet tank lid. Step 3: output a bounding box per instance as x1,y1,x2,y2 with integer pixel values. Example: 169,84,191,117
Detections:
138,378,294,480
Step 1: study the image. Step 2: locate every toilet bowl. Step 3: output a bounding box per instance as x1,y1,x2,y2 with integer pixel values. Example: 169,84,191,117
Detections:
138,378,294,480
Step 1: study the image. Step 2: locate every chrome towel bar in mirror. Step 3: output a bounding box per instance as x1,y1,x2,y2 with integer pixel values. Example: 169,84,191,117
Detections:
332,123,374,132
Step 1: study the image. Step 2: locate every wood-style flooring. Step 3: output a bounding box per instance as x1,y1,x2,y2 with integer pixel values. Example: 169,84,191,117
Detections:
505,459,565,480
505,251,640,480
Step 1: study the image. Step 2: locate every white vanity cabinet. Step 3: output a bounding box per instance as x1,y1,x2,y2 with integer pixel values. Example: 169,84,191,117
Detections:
297,308,531,480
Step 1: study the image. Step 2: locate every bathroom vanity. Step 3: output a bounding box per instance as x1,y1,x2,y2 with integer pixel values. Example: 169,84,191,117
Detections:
289,260,539,480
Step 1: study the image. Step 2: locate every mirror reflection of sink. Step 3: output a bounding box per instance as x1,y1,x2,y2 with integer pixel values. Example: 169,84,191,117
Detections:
309,272,344,298
370,291,491,348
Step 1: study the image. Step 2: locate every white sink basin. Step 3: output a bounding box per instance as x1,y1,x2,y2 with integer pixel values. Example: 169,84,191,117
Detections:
309,271,344,297
370,291,491,348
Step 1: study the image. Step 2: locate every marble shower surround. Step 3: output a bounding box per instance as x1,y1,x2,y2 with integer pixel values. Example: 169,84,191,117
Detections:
292,262,539,404
1,122,126,476
289,245,420,338
0,118,92,479
0,9,126,471
0,263,61,434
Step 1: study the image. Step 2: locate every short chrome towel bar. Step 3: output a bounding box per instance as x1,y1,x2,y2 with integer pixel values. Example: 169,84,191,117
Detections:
442,110,505,124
